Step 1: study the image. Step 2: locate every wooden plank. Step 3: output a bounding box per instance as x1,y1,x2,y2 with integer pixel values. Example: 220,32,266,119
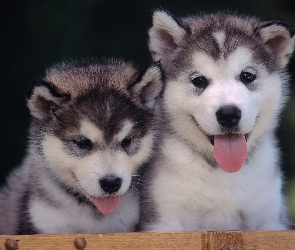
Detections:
208,230,295,250
0,232,207,250
0,231,295,250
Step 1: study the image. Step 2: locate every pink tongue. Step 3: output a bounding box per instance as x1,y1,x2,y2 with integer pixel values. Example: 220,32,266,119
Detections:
213,134,247,173
92,196,120,215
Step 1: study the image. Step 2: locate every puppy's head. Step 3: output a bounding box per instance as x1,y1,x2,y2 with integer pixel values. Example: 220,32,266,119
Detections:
149,10,295,172
27,59,163,214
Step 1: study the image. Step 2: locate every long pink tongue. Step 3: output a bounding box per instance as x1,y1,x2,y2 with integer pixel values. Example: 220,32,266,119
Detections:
92,196,120,215
213,134,247,173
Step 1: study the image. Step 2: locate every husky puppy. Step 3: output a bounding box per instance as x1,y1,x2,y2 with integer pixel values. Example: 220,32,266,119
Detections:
139,10,295,231
0,59,162,234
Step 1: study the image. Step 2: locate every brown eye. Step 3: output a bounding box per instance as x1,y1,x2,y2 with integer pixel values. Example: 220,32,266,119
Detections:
240,71,256,84
74,138,92,150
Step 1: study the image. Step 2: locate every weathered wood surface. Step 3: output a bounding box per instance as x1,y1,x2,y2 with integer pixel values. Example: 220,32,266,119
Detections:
0,231,294,250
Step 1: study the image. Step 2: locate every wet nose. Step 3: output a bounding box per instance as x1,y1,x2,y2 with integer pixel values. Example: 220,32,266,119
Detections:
99,176,122,194
216,105,241,128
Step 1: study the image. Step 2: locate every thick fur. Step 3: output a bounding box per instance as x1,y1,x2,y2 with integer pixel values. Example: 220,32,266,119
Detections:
0,59,162,234
139,10,295,231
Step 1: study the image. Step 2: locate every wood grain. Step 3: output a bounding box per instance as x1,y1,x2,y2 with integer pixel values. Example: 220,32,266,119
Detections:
0,231,294,250
208,231,295,250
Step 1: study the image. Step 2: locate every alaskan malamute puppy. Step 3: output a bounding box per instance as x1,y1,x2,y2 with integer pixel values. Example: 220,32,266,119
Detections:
0,59,162,234
139,10,295,231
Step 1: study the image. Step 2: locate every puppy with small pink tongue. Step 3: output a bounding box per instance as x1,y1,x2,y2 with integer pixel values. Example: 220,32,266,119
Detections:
213,134,247,173
92,196,121,215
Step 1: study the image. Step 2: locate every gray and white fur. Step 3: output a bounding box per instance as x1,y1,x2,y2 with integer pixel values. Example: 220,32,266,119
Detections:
0,59,163,234
139,10,295,231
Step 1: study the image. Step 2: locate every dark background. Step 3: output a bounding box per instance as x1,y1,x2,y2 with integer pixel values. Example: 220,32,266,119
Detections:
1,0,295,222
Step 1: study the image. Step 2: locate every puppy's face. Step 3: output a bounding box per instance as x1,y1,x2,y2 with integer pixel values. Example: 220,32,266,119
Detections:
40,89,155,214
163,46,282,153
27,60,163,213
42,90,154,199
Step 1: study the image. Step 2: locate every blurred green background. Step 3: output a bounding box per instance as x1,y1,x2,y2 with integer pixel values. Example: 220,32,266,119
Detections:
0,0,295,225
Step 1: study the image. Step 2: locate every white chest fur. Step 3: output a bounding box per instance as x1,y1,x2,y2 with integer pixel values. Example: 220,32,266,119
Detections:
148,134,286,231
29,186,139,234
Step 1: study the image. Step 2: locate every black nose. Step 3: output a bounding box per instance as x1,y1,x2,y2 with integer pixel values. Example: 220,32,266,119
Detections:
216,105,241,128
99,176,122,194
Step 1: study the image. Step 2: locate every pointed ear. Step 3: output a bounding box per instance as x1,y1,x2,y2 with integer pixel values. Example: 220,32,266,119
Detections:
128,62,163,109
256,20,295,68
149,10,190,61
26,79,70,120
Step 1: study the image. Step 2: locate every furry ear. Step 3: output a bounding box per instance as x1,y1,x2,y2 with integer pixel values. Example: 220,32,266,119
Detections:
26,79,70,119
149,10,190,61
256,20,295,68
128,62,163,109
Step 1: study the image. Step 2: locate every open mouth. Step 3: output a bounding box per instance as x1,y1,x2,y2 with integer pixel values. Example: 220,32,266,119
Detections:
208,133,249,145
208,133,248,173
92,195,120,215
190,115,251,173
